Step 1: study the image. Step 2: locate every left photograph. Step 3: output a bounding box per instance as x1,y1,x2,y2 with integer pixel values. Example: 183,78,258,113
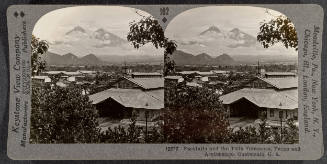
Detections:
31,6,164,143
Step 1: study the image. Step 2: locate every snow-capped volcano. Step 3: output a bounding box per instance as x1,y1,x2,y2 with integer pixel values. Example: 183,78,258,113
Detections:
200,25,221,35
172,25,296,57
92,28,127,47
65,26,86,35
226,28,257,48
47,26,164,57
197,26,256,47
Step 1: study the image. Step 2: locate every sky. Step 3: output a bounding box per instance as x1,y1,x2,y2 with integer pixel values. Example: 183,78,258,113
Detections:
33,6,150,40
165,6,297,57
165,6,285,38
33,6,297,57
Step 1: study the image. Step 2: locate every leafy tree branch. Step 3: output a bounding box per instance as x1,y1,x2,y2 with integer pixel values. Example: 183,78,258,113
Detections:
257,15,298,51
127,16,177,75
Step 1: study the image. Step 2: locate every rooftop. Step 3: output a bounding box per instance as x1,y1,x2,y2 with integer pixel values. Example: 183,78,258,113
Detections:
258,77,298,89
89,88,163,110
44,71,81,76
211,70,229,74
178,71,215,76
165,76,183,80
32,76,50,80
131,72,162,76
264,72,296,76
220,88,298,110
126,77,164,90
79,70,96,74
178,71,199,75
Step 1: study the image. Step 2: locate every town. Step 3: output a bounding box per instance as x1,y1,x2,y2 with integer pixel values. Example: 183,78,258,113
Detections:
30,5,299,144
32,62,298,141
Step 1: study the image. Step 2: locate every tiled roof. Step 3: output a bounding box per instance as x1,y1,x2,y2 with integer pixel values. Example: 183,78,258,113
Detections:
220,88,298,110
126,77,164,90
89,88,163,110
259,77,298,89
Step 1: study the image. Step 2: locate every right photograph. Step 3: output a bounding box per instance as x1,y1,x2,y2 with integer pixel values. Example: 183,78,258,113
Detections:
163,6,299,144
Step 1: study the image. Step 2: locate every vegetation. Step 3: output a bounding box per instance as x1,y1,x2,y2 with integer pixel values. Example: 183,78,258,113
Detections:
127,16,177,75
30,84,100,143
257,14,298,50
163,83,230,143
31,35,49,76
100,112,141,143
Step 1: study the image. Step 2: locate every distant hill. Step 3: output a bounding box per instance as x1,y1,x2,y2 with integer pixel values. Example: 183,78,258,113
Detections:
97,54,163,65
44,52,163,66
172,50,236,66
44,52,103,66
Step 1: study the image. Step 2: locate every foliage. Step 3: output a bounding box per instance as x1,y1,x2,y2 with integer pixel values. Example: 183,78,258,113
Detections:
163,83,230,143
145,126,165,143
229,118,298,144
282,118,299,143
31,35,49,76
229,126,259,143
257,15,298,50
30,84,100,143
100,112,141,143
127,16,177,75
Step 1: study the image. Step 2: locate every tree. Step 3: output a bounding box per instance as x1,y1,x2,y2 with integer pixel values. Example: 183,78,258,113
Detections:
127,16,177,75
30,84,100,143
229,126,259,144
100,111,141,143
282,118,299,144
31,35,49,76
257,14,298,50
163,84,230,143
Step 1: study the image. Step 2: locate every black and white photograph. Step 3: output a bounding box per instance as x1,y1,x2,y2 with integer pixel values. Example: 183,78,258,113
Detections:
163,6,299,144
31,6,298,144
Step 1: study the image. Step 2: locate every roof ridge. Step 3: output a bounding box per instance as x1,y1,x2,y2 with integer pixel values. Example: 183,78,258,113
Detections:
144,91,163,102
125,77,146,89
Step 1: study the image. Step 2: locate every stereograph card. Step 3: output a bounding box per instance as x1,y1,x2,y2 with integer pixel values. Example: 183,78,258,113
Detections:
5,4,324,160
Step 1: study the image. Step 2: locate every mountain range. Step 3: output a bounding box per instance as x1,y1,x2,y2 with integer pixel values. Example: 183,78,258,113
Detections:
43,52,163,66
44,52,104,66
172,50,236,66
44,50,297,66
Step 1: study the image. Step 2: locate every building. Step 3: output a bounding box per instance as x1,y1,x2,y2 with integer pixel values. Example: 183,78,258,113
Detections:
165,76,184,83
211,70,230,76
130,72,162,78
260,69,297,78
32,76,51,83
89,76,164,121
42,70,93,83
220,72,298,126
